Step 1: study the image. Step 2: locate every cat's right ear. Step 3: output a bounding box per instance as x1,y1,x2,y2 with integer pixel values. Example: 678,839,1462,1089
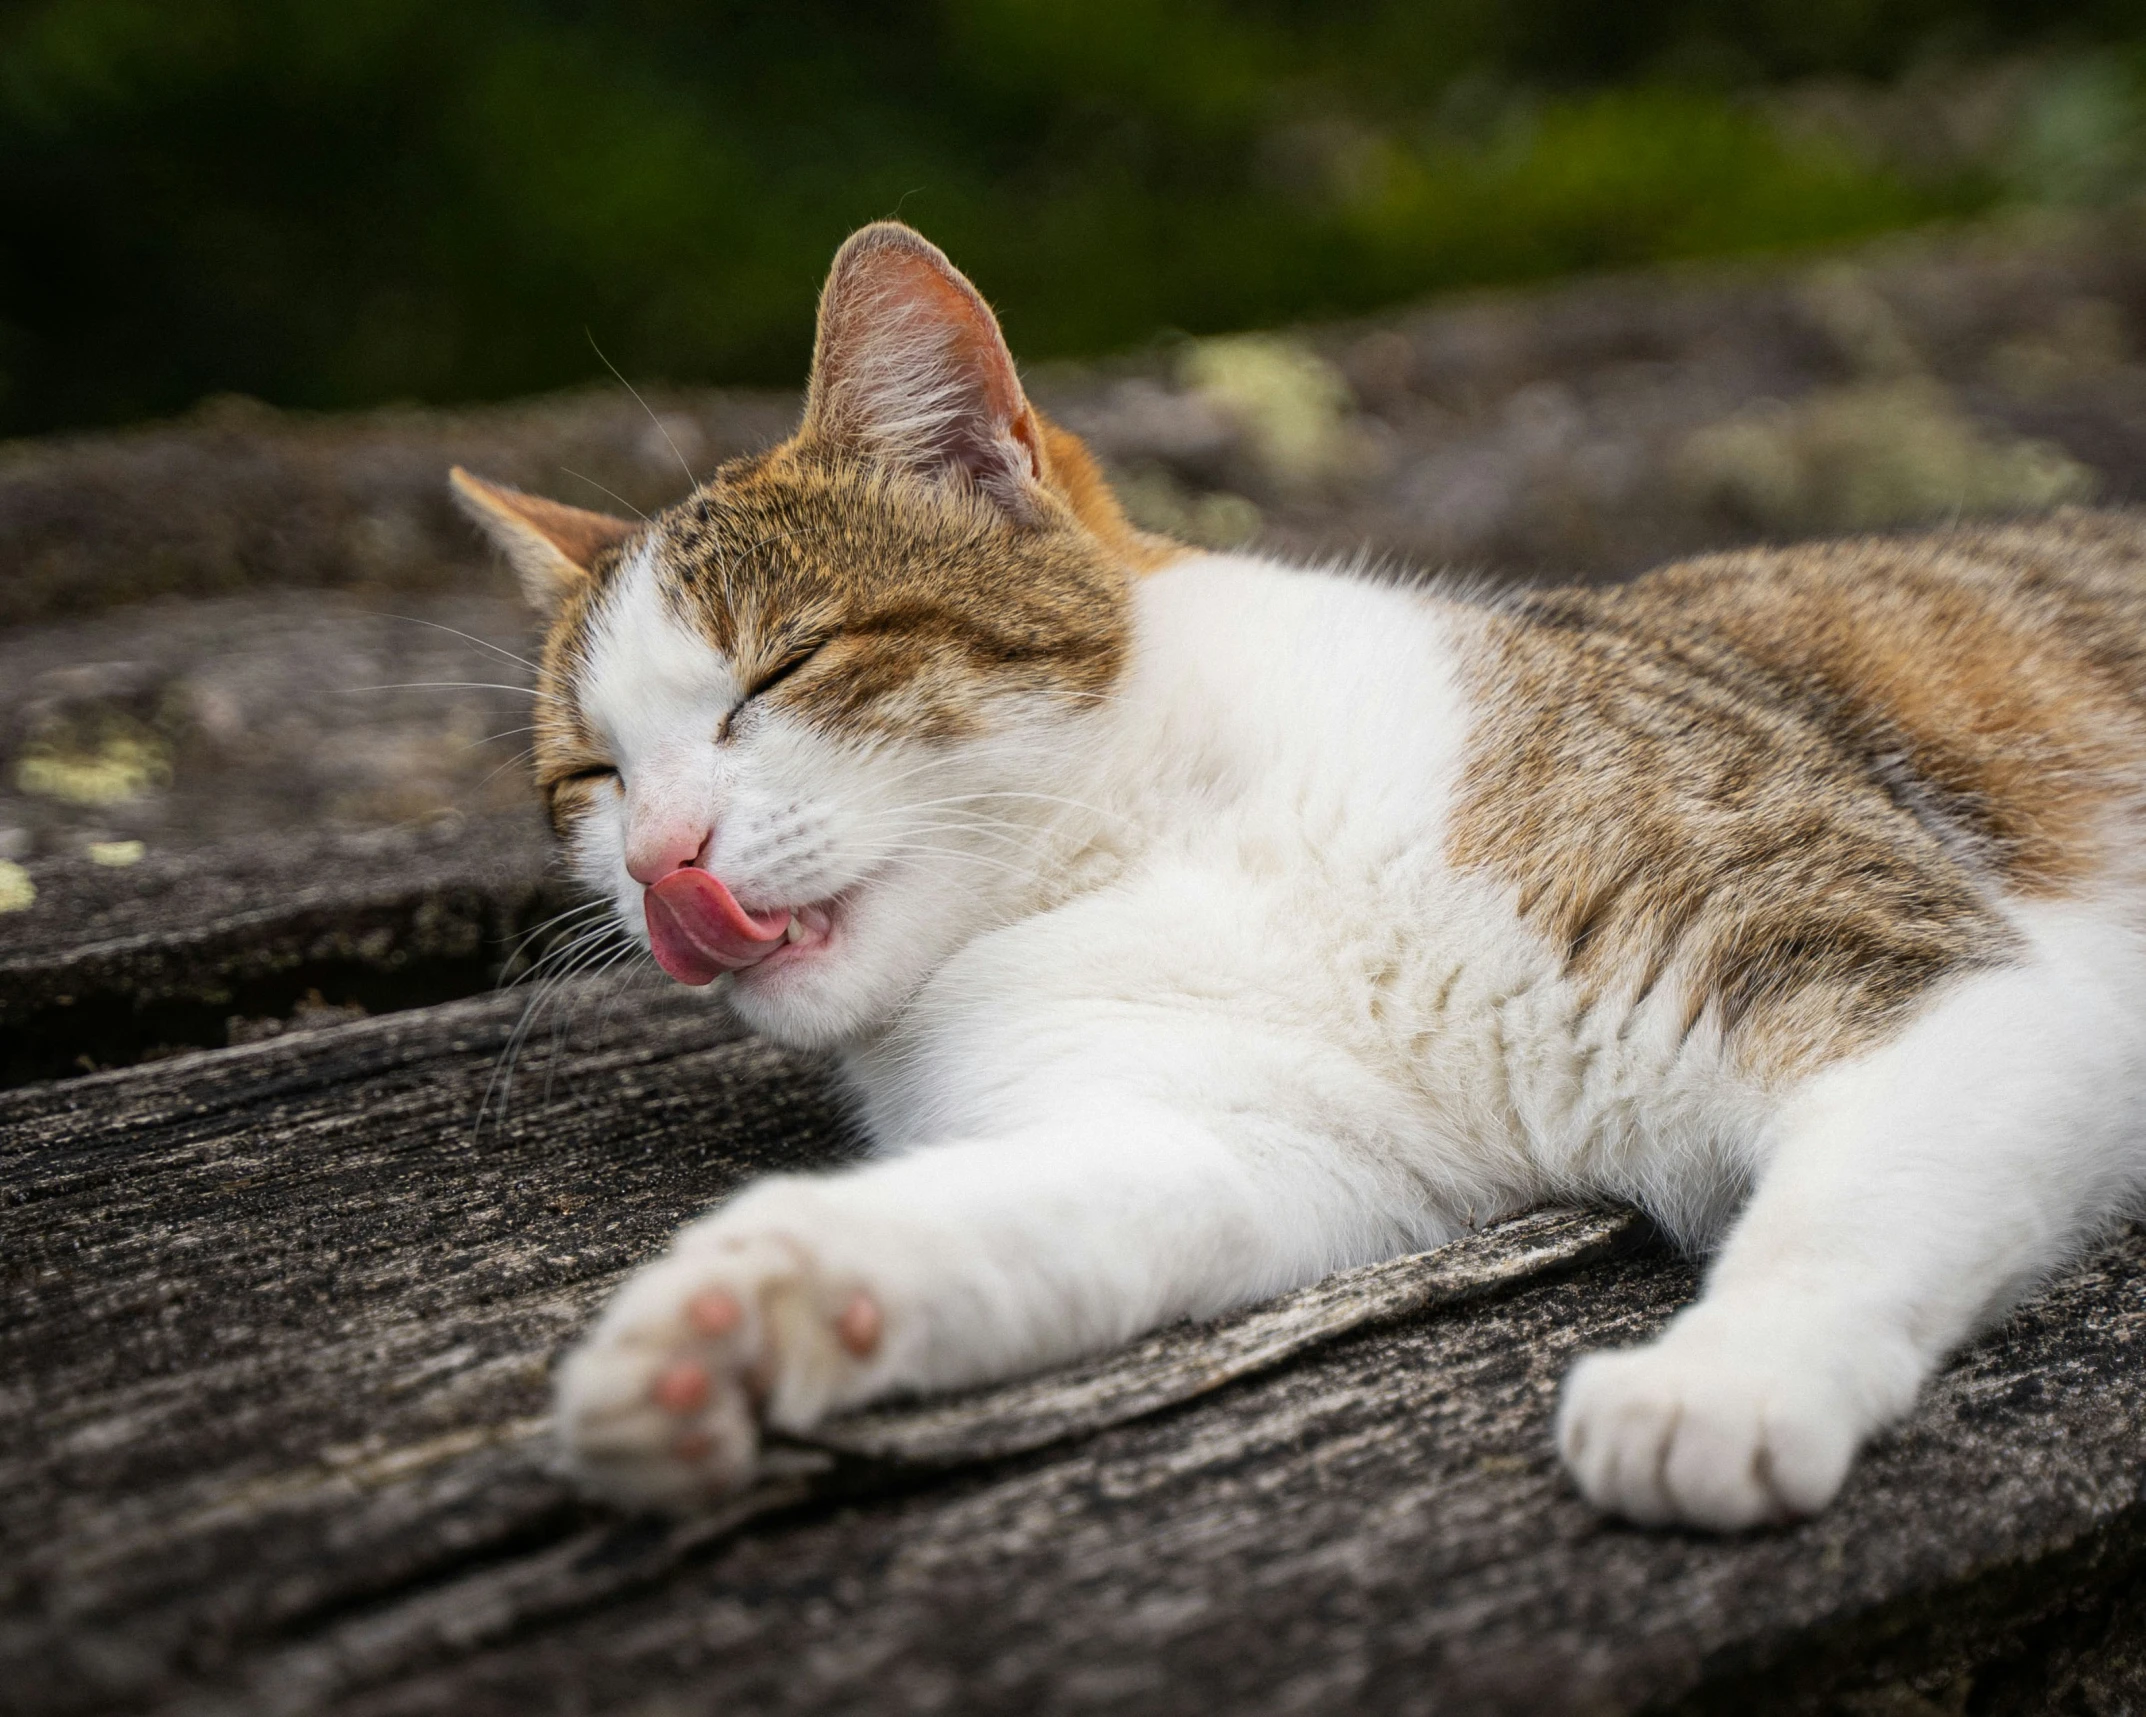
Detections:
449,467,638,615
800,222,1048,521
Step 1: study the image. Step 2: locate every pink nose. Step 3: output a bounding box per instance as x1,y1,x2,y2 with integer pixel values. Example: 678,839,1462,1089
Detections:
625,825,710,887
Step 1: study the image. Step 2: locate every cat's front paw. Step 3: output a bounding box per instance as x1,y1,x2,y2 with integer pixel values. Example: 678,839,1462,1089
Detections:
555,1229,885,1508
1555,1323,1864,1531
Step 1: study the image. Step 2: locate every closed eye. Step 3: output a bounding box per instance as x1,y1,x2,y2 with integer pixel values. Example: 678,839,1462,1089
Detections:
720,637,831,739
747,638,827,702
555,764,619,789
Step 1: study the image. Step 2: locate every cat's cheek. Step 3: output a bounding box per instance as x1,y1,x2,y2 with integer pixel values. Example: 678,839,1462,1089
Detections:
721,892,923,1046
555,800,627,899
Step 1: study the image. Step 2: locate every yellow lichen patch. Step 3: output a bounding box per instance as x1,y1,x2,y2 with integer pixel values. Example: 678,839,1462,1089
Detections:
15,712,174,807
1115,469,1263,548
0,860,34,913
87,839,146,868
1180,334,1367,490
1676,378,2095,536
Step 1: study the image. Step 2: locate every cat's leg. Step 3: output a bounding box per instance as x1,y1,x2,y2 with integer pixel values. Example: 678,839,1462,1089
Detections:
1558,904,2146,1529
556,1107,1407,1505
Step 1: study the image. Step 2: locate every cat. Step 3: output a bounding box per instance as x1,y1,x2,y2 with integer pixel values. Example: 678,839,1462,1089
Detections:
452,221,2146,1531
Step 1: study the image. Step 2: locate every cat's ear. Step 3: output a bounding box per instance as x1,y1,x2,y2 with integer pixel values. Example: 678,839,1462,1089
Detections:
800,222,1047,521
449,468,638,614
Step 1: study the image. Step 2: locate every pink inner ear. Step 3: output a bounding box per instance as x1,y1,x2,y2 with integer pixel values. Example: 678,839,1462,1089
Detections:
890,253,1025,423
454,468,638,573
807,226,1041,502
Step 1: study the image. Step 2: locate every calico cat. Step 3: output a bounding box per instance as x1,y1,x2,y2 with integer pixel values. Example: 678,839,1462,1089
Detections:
453,222,2146,1531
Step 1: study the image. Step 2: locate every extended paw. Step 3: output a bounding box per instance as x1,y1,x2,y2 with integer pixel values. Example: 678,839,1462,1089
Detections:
1555,1327,1862,1530
555,1230,884,1508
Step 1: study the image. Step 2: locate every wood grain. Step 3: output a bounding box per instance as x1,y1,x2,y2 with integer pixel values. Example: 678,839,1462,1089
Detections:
7,979,2146,1716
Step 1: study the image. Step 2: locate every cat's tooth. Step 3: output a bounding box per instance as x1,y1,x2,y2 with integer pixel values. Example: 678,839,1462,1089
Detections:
784,918,806,944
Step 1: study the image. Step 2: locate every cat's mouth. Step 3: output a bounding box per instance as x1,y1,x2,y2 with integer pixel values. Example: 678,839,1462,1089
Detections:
643,869,840,986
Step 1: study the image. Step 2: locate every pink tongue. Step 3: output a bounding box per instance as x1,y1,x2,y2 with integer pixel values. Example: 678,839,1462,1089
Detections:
644,870,791,986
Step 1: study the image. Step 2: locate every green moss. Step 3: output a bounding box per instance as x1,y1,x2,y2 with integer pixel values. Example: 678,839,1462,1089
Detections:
0,0,2126,435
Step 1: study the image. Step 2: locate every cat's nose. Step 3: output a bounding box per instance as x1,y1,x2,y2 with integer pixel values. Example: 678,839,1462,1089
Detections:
625,825,711,887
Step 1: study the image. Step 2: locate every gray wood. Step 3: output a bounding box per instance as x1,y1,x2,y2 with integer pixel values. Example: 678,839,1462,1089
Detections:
812,1205,1653,1465
6,979,2146,1717
0,811,564,1086
1,982,842,1717
0,813,556,1019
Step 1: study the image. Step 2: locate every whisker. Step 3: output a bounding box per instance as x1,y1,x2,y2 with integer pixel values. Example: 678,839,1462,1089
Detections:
895,789,1132,824
868,818,1064,854
468,747,540,798
551,953,651,1119
367,613,542,674
558,467,651,522
839,839,1043,883
482,926,632,1133
587,330,698,493
502,898,615,970
519,923,623,985
544,940,641,1104
586,946,656,1052
339,682,542,698
463,725,539,750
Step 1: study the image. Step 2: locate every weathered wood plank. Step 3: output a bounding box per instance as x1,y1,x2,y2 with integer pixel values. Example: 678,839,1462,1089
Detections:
1,982,850,1715
0,390,794,627
1,818,555,1010
812,1205,1653,1466
6,985,2146,1716
0,812,562,1085
268,1229,2144,1717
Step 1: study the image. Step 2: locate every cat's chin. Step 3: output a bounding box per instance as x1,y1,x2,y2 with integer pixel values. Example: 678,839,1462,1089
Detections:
723,875,966,1051
733,893,844,979
721,887,887,1047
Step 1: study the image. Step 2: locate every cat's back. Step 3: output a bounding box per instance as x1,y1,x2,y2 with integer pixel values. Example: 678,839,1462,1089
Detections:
1450,508,2146,1082
1556,507,2146,887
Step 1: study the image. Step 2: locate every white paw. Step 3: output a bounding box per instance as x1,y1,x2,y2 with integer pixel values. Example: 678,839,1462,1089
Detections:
1555,1324,1864,1530
555,1227,885,1508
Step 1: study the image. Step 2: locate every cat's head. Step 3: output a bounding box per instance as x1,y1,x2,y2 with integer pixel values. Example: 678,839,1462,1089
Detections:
453,223,1175,1047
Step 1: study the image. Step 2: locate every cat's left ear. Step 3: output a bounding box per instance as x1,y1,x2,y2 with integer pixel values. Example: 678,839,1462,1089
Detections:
800,222,1048,521
450,468,638,615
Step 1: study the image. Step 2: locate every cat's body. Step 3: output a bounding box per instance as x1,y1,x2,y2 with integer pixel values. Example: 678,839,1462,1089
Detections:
455,225,2146,1530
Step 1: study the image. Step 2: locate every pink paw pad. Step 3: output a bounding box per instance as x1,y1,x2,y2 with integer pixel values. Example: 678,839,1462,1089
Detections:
836,1290,882,1358
686,1288,742,1336
650,1360,710,1414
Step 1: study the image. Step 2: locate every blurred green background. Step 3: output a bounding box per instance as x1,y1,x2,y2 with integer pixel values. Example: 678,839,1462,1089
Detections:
6,0,2146,439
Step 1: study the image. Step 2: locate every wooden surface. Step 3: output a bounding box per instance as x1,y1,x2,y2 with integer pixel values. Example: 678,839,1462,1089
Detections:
0,812,564,1087
7,957,2146,1716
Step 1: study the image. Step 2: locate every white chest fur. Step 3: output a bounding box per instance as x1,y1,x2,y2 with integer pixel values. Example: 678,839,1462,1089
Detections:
848,554,1764,1254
